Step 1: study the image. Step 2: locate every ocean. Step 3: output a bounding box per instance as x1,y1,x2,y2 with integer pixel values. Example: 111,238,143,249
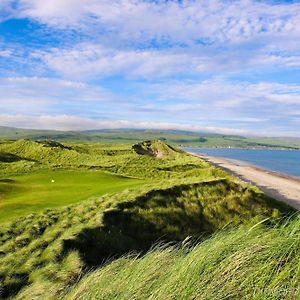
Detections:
184,147,300,178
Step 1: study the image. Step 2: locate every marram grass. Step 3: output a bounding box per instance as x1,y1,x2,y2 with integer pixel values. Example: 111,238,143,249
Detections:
62,216,300,300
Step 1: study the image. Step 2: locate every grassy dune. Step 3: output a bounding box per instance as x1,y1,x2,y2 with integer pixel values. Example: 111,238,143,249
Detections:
64,216,300,300
0,139,298,299
0,179,294,299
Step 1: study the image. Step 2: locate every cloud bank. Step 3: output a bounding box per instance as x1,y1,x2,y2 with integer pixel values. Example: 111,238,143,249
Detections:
0,1,300,135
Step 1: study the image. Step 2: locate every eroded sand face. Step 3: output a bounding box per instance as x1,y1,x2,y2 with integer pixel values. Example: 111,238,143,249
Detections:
193,154,300,210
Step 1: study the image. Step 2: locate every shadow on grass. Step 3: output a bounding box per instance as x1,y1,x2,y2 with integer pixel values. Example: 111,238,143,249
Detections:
0,151,36,163
62,179,294,268
0,179,15,183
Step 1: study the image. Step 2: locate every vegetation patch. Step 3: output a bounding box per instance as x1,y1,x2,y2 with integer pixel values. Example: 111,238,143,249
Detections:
63,179,292,268
63,216,300,300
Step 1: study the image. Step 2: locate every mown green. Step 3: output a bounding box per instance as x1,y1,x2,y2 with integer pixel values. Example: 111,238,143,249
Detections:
0,170,145,222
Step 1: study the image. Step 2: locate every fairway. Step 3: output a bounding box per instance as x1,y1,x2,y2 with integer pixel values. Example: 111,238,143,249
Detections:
0,170,146,223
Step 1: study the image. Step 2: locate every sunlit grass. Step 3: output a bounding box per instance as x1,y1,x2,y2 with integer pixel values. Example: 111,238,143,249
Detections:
0,170,146,222
57,216,300,300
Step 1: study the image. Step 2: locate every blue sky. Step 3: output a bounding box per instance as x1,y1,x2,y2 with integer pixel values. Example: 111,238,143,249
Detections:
1,0,300,136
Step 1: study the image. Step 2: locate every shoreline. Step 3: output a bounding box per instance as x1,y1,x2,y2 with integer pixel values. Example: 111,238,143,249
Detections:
183,146,300,151
189,152,300,210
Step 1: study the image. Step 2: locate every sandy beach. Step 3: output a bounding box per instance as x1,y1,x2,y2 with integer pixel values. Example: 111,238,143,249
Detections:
192,153,300,210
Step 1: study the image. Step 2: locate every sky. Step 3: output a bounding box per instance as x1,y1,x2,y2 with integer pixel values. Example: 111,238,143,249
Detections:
1,0,300,136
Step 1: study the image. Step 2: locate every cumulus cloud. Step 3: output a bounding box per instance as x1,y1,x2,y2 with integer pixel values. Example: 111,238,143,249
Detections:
1,0,300,80
0,76,112,99
1,113,299,136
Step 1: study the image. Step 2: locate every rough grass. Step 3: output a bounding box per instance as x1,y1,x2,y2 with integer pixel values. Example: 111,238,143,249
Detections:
0,179,294,299
132,140,182,158
63,215,300,300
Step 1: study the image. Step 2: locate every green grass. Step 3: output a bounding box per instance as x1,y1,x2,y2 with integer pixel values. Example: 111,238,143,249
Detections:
0,138,297,299
0,170,146,222
63,216,300,300
0,178,294,299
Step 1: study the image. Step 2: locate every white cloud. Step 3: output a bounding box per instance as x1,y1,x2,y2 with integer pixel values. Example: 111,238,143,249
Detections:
15,0,300,46
1,1,300,136
147,79,300,105
0,113,267,135
0,77,114,114
0,76,111,101
1,113,299,136
33,44,205,79
0,49,12,58
3,1,300,78
0,0,15,21
33,42,300,80
132,79,300,128
1,76,299,135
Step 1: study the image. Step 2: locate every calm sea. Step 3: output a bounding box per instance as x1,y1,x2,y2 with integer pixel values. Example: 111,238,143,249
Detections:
184,147,300,178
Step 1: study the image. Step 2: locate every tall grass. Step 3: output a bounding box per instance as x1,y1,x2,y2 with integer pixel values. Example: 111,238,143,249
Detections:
63,215,300,300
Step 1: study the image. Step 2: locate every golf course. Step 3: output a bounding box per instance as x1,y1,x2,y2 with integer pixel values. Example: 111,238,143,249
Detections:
0,139,299,299
0,170,146,223
2,0,300,298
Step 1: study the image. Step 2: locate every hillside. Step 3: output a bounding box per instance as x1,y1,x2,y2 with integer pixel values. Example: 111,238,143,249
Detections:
0,139,297,299
64,216,300,300
1,126,300,149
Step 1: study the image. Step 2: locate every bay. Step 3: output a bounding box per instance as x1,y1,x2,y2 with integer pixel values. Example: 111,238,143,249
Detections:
184,147,300,178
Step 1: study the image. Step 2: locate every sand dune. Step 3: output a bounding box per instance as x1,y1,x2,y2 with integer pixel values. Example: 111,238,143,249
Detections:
193,154,300,210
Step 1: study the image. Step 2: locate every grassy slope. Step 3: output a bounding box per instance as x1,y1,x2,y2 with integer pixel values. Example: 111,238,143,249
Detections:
0,139,297,299
64,216,300,300
1,126,300,149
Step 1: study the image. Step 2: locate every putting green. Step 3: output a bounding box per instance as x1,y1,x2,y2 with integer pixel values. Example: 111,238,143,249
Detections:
0,170,146,223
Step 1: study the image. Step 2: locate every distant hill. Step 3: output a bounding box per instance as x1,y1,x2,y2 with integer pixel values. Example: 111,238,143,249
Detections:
0,126,300,149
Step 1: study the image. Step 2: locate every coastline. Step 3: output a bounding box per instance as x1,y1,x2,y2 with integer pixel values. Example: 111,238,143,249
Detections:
189,152,300,210
184,146,300,151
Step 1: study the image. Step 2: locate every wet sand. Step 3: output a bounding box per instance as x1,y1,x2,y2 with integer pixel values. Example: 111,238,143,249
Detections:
192,153,300,210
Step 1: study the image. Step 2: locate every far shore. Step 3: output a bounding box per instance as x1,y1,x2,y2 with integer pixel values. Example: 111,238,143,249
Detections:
190,153,300,210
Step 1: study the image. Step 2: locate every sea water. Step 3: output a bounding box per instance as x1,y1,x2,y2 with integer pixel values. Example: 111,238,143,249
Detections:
184,147,300,178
